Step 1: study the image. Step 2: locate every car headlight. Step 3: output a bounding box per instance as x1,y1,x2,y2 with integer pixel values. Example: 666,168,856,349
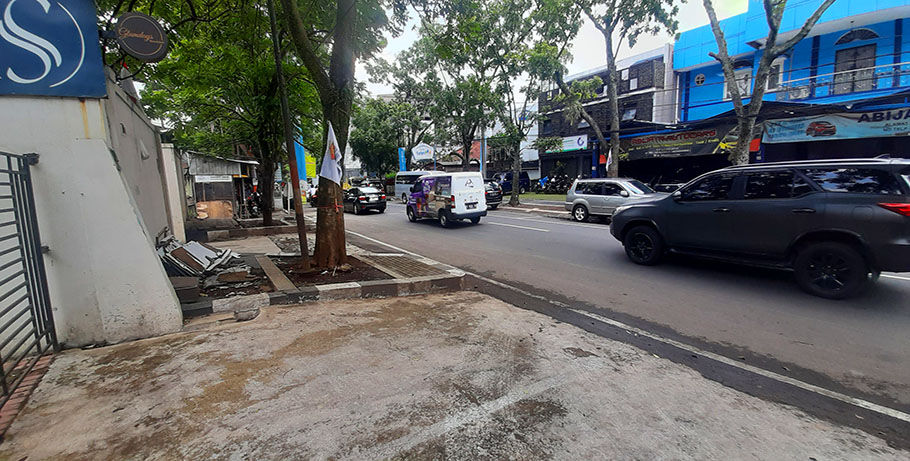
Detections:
614,205,632,215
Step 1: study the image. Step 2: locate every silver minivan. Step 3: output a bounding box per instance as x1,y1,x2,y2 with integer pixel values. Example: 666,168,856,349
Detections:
565,178,662,222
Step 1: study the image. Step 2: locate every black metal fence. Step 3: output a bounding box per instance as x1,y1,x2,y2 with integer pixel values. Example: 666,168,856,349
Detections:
0,152,57,408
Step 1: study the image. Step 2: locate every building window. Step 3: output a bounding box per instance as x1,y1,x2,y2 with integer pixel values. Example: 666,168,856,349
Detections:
621,107,637,121
834,44,876,94
694,74,705,86
629,77,638,91
724,68,752,99
766,57,786,91
621,68,629,80
835,28,880,45
577,119,590,128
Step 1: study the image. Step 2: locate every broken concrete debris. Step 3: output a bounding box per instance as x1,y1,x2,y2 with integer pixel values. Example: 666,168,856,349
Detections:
158,239,238,277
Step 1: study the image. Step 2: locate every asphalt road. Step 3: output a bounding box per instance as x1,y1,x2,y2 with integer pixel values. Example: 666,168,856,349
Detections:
338,202,910,413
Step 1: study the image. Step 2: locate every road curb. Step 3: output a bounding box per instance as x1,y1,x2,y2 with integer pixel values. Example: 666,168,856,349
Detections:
181,267,464,320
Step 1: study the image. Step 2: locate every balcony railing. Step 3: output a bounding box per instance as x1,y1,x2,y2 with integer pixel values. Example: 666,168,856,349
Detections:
775,61,910,101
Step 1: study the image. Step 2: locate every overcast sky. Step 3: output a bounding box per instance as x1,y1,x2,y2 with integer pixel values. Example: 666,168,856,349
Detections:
358,0,749,96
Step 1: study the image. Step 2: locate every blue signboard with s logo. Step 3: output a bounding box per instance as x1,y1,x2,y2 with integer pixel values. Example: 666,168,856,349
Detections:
0,0,106,97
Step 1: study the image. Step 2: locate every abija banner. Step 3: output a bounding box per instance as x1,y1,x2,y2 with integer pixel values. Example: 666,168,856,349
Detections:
0,0,106,97
763,108,910,144
621,125,740,161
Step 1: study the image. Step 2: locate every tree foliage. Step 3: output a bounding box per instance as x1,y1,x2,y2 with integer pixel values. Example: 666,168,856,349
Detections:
140,0,321,225
349,97,404,175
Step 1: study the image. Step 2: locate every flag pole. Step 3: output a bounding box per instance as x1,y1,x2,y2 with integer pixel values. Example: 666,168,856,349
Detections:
267,0,309,271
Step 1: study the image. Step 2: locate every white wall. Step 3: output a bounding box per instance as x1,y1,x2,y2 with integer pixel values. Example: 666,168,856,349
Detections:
0,88,183,346
160,144,186,242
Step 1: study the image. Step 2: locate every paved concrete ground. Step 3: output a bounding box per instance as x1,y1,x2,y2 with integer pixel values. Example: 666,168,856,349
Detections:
208,235,282,255
1,293,904,460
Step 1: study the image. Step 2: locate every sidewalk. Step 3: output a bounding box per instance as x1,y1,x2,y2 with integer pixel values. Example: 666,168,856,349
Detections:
0,292,903,459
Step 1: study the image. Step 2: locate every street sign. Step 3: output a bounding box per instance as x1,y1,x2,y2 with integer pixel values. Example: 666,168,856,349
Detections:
398,147,406,171
0,0,106,97
114,12,168,63
412,142,434,161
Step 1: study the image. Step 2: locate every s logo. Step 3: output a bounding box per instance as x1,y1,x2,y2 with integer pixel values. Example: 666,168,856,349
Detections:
0,0,85,87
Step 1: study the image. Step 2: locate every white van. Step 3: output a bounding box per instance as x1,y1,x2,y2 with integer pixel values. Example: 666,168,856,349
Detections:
405,172,487,227
394,170,430,202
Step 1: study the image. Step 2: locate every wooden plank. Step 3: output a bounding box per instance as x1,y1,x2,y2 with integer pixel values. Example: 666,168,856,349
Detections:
255,255,297,292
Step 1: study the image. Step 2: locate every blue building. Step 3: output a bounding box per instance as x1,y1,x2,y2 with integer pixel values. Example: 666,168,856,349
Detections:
675,0,910,121
619,0,910,183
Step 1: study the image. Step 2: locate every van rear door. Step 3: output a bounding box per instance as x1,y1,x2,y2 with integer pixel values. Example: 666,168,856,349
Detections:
452,174,486,213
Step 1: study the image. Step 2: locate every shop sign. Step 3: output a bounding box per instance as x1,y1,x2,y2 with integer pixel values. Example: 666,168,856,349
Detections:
621,126,739,161
196,174,232,183
114,12,168,62
546,135,588,153
412,143,434,161
0,0,106,97
763,108,910,143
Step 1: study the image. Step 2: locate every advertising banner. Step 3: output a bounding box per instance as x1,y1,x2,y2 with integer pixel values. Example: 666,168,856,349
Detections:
763,108,910,143
546,135,588,153
398,147,406,171
621,125,739,161
0,0,106,97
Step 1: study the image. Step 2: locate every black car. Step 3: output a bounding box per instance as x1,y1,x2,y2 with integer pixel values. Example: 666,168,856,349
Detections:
343,187,386,214
610,159,910,299
484,180,502,209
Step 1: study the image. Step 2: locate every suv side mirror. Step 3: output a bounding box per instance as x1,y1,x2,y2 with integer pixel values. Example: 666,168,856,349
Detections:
620,190,630,198
672,190,683,200
410,184,420,193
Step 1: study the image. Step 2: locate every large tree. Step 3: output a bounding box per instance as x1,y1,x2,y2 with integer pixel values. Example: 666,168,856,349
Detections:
140,0,321,226
279,0,406,267
703,0,836,165
578,0,678,177
487,0,581,205
349,97,403,175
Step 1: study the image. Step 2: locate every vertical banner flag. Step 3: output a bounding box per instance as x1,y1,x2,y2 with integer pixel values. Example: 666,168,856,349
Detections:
294,132,307,182
398,147,407,171
320,122,343,185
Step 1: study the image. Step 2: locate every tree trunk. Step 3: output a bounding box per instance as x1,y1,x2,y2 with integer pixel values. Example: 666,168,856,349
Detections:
603,31,621,178
314,100,351,268
508,144,521,206
259,156,275,226
462,137,472,170
731,116,756,165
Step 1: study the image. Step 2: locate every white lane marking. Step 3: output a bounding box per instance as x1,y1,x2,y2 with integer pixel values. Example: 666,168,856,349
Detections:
344,229,910,425
494,214,606,230
881,274,910,282
486,222,550,232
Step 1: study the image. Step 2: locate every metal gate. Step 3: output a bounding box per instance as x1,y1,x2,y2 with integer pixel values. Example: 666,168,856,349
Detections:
0,152,57,408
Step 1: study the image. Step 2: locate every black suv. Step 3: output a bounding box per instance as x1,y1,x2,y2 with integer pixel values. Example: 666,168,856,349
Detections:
610,159,910,299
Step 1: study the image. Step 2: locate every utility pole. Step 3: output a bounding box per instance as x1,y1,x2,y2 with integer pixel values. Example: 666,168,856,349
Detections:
267,0,309,271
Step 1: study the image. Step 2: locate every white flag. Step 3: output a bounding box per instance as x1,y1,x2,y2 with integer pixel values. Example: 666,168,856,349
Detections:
320,122,343,185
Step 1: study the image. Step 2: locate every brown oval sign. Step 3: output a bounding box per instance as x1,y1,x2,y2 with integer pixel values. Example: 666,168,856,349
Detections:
115,12,169,63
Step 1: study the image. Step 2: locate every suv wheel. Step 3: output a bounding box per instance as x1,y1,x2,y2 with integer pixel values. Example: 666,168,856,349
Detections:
572,205,589,222
406,206,417,222
401,193,408,202
623,225,663,265
520,186,527,194
794,242,870,299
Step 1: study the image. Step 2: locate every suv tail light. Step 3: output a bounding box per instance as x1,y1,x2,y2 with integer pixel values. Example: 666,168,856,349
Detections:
450,195,456,208
380,195,386,200
878,203,910,216
358,196,367,202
